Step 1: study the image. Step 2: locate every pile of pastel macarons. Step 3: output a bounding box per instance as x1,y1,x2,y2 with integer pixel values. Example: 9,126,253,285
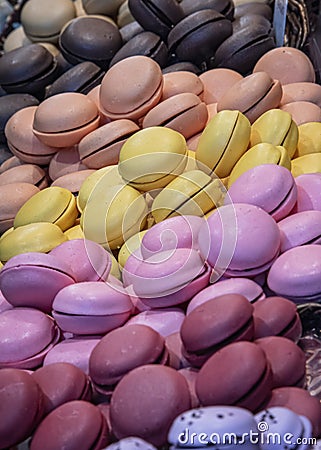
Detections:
1,0,321,449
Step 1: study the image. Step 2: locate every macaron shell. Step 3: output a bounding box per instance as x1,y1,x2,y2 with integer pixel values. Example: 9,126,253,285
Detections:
110,365,191,446
78,119,140,168
89,324,167,387
255,336,306,388
226,164,297,221
51,170,95,195
253,296,302,341
199,203,280,275
268,245,321,299
181,294,254,354
5,106,58,165
0,252,75,312
30,400,109,450
199,68,243,104
0,222,67,263
278,211,321,252
32,362,91,414
280,101,321,126
0,163,47,188
253,47,316,84
162,71,204,100
142,93,208,139
0,369,45,448
48,146,87,181
126,308,185,337
99,55,163,120
187,277,265,314
0,307,58,365
195,341,272,411
0,182,40,233
141,215,204,258
280,82,321,108
50,239,112,282
53,281,132,315
217,71,282,123
44,338,100,374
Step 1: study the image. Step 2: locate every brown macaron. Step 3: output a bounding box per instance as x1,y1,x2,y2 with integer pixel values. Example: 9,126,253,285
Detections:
195,341,272,411
110,364,191,446
89,324,169,395
180,294,254,367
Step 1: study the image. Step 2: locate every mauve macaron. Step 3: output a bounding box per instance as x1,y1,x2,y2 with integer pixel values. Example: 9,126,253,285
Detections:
0,368,45,448
187,277,265,314
52,281,133,335
278,211,321,253
181,294,254,367
266,387,321,437
196,341,272,411
0,307,60,369
255,336,306,388
110,364,191,446
32,362,92,414
126,308,185,337
0,252,75,312
280,82,321,108
50,239,112,282
198,203,281,277
44,337,100,374
30,400,109,450
280,101,321,126
253,296,302,342
267,245,321,302
226,164,297,222
50,169,95,195
89,324,169,395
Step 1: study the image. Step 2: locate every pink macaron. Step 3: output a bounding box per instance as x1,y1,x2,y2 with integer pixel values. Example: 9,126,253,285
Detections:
198,203,281,277
294,173,321,213
226,164,297,222
268,245,321,302
126,307,185,337
123,247,211,308
0,307,60,369
43,337,100,374
0,252,75,312
187,277,265,314
50,238,112,282
278,210,321,253
52,281,133,335
140,215,204,259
